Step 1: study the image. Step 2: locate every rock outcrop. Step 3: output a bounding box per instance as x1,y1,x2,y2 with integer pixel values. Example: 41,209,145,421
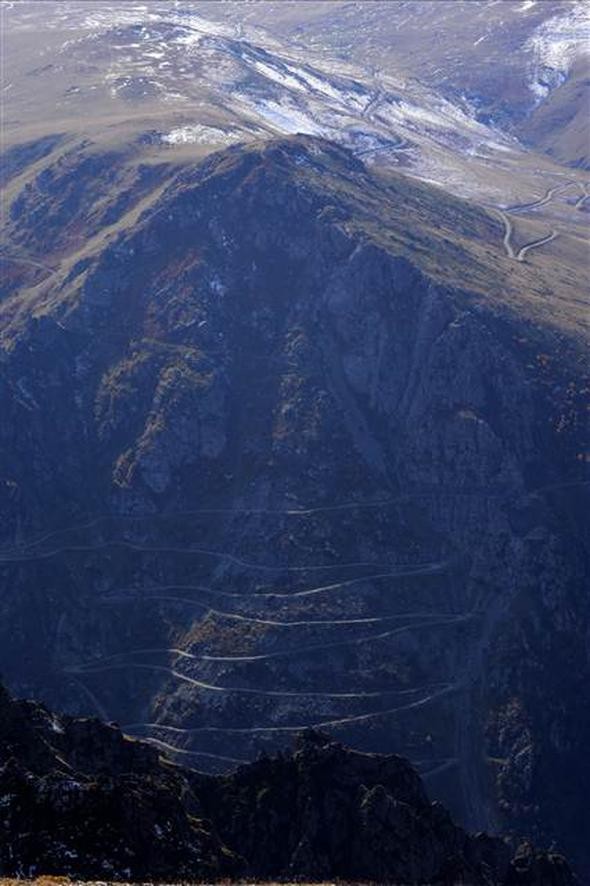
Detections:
0,684,576,884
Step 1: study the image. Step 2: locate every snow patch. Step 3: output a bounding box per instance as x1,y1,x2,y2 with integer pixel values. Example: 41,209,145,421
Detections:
249,58,307,92
175,29,204,48
162,124,241,145
244,97,325,136
50,717,65,734
525,3,590,100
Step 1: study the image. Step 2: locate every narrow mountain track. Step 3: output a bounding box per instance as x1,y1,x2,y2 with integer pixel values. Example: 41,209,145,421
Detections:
69,614,474,669
9,480,579,557
0,539,393,573
572,181,590,209
421,757,459,780
356,138,410,157
69,677,111,722
69,634,453,669
65,660,444,700
361,87,384,119
516,229,559,262
129,729,460,776
120,682,459,736
122,694,447,739
276,562,450,595
506,181,577,214
201,614,475,662
110,569,431,602
488,177,583,261
0,497,410,555
489,207,516,259
531,478,589,496
137,736,248,765
99,592,451,627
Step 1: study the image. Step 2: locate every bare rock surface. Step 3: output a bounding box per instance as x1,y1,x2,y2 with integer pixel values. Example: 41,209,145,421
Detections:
0,685,576,884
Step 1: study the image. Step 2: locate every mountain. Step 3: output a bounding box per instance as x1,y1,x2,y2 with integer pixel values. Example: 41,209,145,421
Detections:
0,134,588,876
3,0,589,201
1,1,589,881
518,53,590,168
204,0,590,167
0,682,576,884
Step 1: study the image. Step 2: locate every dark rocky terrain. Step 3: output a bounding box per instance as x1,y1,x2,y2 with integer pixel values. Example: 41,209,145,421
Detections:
0,682,577,884
0,133,588,878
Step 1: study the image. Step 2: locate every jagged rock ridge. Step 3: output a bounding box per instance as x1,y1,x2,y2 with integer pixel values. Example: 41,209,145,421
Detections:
0,683,576,884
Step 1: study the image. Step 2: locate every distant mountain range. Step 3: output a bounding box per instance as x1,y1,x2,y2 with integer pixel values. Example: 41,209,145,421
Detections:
203,0,590,168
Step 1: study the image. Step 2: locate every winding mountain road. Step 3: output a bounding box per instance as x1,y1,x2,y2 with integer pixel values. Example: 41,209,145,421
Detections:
421,757,459,780
516,229,559,261
69,613,474,669
119,682,460,736
574,183,589,209
488,176,590,262
5,477,580,557
65,659,451,700
490,207,516,259
491,206,558,262
100,590,451,627
506,181,577,214
0,539,396,573
98,559,449,607
135,736,248,765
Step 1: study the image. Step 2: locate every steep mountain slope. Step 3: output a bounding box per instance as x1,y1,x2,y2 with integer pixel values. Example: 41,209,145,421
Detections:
519,53,590,168
0,136,588,875
0,682,576,884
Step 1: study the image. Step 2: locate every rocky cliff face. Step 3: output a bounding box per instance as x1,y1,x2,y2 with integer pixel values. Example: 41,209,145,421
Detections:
0,135,588,875
0,683,576,884
0,682,238,881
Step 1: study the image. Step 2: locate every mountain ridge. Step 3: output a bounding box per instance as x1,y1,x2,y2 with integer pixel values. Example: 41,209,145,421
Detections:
0,681,577,884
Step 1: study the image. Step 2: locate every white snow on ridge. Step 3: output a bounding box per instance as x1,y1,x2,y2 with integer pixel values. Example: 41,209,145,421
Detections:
250,59,307,93
80,5,233,39
278,61,370,114
81,6,161,32
175,30,204,48
375,95,507,143
241,48,370,115
162,124,241,145
285,65,344,103
244,98,325,136
9,0,529,203
525,2,590,99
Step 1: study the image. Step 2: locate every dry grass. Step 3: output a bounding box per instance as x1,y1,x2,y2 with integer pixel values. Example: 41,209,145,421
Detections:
0,879,72,886
0,881,346,886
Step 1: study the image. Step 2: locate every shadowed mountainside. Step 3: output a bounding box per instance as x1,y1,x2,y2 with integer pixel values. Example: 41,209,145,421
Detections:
0,682,577,884
0,135,588,875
